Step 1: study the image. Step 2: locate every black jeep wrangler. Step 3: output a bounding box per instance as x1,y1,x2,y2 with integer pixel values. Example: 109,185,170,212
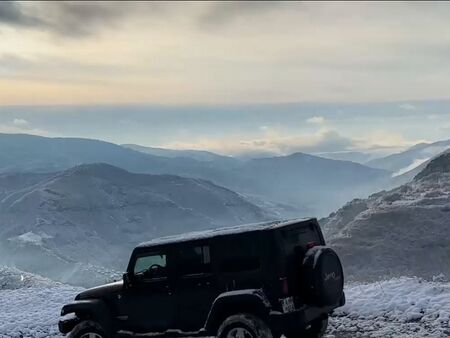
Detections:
59,219,345,338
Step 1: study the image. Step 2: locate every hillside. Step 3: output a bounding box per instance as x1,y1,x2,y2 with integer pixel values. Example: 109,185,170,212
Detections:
322,153,450,281
0,163,270,286
0,172,53,199
234,152,391,216
0,266,58,290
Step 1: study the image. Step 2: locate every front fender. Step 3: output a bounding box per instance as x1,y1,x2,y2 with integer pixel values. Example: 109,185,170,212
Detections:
60,299,112,334
204,289,272,334
61,299,105,316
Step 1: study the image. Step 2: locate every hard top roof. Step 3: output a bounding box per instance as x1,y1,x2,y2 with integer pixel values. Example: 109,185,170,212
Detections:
137,218,316,249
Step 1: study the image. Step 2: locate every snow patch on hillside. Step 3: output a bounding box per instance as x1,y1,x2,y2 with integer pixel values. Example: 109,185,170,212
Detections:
0,266,57,290
392,158,429,177
9,232,52,246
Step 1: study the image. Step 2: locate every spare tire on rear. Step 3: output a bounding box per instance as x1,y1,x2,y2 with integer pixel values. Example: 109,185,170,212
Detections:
301,246,344,307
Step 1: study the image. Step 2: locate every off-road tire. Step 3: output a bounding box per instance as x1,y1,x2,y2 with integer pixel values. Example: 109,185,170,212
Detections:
68,320,108,338
217,313,273,338
284,316,328,338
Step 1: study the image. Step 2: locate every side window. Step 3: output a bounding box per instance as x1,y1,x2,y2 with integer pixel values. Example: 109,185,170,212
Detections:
219,237,261,273
221,256,260,273
134,253,167,280
178,245,211,276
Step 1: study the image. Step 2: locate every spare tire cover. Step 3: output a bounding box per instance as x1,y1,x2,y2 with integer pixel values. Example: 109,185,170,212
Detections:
302,246,344,306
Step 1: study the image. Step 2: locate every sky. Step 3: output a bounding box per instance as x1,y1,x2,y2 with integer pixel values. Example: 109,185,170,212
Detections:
0,1,450,156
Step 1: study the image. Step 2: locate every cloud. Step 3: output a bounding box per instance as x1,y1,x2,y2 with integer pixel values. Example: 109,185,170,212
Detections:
0,2,284,38
0,118,49,136
197,2,282,29
276,129,355,154
2,2,450,104
12,118,28,127
0,1,44,27
164,128,356,156
38,2,137,37
399,103,417,110
0,2,150,38
306,116,326,125
355,131,422,151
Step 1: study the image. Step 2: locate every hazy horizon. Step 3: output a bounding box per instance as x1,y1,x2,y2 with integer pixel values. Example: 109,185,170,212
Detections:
0,99,449,157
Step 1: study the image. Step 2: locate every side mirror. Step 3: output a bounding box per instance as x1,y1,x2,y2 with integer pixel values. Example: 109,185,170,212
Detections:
123,272,131,289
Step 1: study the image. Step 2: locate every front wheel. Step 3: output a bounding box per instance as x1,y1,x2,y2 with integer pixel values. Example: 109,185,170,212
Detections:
284,315,328,338
68,320,108,338
218,313,273,338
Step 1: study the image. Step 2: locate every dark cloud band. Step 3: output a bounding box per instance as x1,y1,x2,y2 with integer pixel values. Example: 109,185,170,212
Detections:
0,1,45,28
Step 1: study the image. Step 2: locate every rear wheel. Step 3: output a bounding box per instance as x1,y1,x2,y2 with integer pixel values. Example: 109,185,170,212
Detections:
284,316,328,338
68,320,107,338
218,313,273,338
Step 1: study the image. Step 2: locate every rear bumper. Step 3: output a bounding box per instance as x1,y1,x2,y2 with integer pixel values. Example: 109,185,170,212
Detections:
58,316,81,334
269,292,345,332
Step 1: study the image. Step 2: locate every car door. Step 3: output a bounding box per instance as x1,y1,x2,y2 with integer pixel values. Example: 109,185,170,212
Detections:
122,249,176,333
174,243,219,332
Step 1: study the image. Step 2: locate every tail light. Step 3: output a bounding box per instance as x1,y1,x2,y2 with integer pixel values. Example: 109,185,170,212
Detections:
280,277,289,296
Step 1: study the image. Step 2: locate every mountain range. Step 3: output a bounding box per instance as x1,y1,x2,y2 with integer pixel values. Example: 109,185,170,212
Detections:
0,133,394,217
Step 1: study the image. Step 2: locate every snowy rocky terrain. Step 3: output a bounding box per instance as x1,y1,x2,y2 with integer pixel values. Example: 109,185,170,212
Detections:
322,152,450,281
1,268,449,338
327,276,450,337
0,163,270,286
0,267,82,338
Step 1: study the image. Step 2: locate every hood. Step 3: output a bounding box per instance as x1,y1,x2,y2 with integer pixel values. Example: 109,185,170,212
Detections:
75,280,123,300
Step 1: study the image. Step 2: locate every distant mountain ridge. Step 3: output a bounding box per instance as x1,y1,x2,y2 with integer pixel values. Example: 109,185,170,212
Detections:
366,139,450,174
0,133,392,217
315,151,376,164
122,144,237,165
0,133,214,175
322,153,450,281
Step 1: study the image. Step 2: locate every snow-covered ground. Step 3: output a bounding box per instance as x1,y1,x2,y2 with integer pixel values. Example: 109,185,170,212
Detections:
1,270,449,338
328,277,450,338
0,267,82,338
0,285,81,338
